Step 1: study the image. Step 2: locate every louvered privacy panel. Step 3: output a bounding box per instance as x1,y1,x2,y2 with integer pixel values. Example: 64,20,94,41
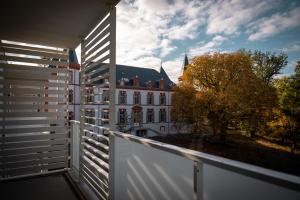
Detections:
0,42,69,179
78,8,116,200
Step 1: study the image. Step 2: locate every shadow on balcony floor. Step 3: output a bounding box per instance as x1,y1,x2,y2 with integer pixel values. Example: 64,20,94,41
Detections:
0,172,82,200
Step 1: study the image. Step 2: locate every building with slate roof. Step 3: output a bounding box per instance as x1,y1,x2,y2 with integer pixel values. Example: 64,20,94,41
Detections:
68,54,188,137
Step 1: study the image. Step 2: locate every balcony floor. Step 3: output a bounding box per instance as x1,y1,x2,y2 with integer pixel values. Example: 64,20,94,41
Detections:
0,172,82,200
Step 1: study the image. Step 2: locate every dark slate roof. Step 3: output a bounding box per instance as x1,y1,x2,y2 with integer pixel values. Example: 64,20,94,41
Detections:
116,64,175,90
69,50,78,63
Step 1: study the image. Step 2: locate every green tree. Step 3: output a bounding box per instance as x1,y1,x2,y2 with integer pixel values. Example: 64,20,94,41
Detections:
273,61,300,152
249,50,288,84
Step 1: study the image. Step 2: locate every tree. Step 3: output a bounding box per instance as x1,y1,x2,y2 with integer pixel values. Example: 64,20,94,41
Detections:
173,52,276,143
237,77,277,137
171,83,197,133
249,50,288,84
273,61,300,151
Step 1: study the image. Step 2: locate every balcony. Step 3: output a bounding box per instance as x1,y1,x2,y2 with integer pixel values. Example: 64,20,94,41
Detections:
2,120,300,200
1,1,300,200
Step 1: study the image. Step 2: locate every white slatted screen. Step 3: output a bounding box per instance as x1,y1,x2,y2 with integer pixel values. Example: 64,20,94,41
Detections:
79,7,116,200
0,41,69,179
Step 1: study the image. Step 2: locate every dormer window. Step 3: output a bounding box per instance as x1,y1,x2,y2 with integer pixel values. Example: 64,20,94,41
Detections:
147,80,152,89
120,79,125,86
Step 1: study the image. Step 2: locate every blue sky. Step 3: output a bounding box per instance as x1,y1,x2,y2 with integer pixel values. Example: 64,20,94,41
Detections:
116,0,300,82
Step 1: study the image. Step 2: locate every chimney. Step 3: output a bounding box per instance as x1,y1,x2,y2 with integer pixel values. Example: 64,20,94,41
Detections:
159,79,164,90
133,75,140,87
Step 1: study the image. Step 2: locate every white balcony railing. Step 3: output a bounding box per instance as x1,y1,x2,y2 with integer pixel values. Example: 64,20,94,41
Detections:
70,121,300,200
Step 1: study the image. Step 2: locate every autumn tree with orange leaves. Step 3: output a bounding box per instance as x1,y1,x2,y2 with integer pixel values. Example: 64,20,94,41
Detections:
172,52,277,143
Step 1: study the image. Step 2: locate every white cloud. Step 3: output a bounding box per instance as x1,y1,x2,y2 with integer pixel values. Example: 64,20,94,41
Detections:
116,0,212,65
188,35,227,56
115,0,297,82
127,56,162,70
248,7,300,41
163,57,184,83
160,39,177,57
166,19,202,40
206,0,275,35
283,41,300,52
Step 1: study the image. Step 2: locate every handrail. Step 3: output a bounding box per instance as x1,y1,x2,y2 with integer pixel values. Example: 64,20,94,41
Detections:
110,130,300,191
70,120,300,191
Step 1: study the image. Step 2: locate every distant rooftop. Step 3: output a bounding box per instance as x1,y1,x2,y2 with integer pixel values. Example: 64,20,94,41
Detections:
116,65,175,90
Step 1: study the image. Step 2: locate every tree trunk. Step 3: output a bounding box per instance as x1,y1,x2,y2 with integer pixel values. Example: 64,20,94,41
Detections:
250,129,256,138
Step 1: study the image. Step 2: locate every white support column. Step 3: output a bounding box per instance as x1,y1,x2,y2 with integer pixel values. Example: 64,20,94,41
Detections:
109,7,116,131
79,41,85,180
194,161,204,200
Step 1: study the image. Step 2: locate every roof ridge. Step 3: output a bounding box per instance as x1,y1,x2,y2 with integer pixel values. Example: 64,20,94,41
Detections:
116,64,159,72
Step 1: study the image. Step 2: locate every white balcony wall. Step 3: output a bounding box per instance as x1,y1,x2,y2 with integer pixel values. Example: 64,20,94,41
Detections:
201,162,300,200
110,133,300,200
111,136,195,200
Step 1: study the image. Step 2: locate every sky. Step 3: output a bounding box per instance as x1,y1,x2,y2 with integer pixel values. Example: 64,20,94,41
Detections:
115,0,300,82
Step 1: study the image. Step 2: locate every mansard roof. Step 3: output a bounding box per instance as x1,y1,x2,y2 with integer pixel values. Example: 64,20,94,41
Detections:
116,65,175,90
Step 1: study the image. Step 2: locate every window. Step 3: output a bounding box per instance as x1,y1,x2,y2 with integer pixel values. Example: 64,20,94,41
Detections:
146,109,154,123
85,109,95,124
147,92,154,105
160,93,166,105
119,109,126,124
133,91,141,105
68,111,74,120
102,90,109,102
68,89,73,104
132,111,142,123
119,91,127,104
68,111,74,126
86,88,93,103
101,110,109,125
159,109,166,123
69,71,73,83
102,110,109,119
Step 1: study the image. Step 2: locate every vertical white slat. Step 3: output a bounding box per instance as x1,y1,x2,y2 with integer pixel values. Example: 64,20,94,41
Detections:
109,7,116,131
